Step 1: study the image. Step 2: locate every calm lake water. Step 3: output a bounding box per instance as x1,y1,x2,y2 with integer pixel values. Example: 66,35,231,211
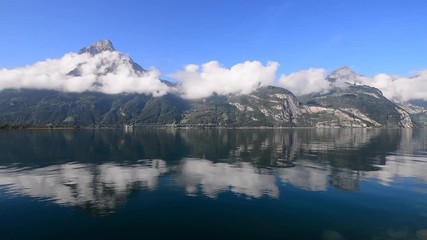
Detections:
0,128,426,240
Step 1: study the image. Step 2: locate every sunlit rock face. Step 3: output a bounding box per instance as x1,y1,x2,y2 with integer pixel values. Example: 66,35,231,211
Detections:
297,67,414,128
327,66,362,85
78,40,116,55
225,86,309,127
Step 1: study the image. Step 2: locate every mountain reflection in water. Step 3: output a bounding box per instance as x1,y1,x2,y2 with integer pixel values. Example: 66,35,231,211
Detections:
0,128,426,217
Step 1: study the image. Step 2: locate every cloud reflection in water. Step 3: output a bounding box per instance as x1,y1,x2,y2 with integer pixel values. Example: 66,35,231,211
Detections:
178,158,279,198
0,160,166,216
0,129,426,216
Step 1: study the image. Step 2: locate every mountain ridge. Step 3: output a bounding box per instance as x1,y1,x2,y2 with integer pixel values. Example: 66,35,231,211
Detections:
78,39,115,55
0,40,419,128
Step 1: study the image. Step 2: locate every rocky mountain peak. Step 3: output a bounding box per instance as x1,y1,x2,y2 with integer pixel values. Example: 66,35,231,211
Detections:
327,66,360,83
79,40,115,55
70,40,147,77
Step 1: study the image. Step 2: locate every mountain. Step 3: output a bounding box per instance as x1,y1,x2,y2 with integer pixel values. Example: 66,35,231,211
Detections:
69,39,147,78
0,41,416,128
181,86,308,127
327,66,361,85
0,88,189,126
78,39,116,55
300,68,413,128
0,86,303,127
398,100,427,127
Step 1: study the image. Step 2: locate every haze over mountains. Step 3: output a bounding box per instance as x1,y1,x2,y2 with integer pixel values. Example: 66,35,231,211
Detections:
0,40,425,127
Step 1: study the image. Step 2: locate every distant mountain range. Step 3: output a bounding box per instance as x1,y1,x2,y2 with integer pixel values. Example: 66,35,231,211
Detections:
0,40,424,128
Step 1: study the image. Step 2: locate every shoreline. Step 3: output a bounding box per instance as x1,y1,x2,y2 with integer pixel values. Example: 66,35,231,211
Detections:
0,124,422,130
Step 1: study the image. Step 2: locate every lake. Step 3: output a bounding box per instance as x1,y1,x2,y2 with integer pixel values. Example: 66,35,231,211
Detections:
0,128,426,240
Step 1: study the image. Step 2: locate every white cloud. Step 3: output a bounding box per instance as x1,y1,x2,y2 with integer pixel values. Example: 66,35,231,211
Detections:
278,68,330,95
360,71,427,102
1,49,426,103
277,67,427,103
0,51,170,96
0,55,279,99
171,60,279,99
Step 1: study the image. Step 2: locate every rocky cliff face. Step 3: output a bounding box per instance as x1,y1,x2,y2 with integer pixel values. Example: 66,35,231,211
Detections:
225,86,308,127
327,66,362,85
177,86,307,127
299,69,414,128
78,39,116,55
398,100,427,127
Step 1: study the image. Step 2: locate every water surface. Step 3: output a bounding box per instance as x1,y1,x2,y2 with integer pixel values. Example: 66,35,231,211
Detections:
0,128,426,240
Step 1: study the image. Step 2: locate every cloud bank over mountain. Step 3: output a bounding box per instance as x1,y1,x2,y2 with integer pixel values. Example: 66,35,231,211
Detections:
277,68,427,103
366,71,427,102
172,61,279,99
0,48,279,99
0,51,169,96
0,40,425,103
278,68,330,96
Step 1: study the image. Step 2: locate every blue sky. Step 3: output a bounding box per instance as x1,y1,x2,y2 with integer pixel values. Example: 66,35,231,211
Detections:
0,0,426,78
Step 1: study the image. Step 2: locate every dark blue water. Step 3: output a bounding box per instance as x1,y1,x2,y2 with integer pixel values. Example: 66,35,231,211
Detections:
0,128,426,240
